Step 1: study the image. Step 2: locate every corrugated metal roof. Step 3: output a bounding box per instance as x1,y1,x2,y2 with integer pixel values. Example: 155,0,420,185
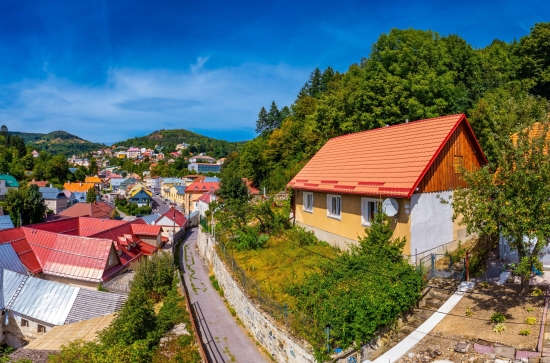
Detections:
9,272,80,325
0,215,15,230
1,268,26,309
65,289,126,324
0,244,28,274
141,213,160,225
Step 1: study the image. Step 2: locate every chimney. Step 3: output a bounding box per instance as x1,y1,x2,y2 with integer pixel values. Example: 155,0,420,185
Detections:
50,183,53,188
80,182,83,186
406,118,409,123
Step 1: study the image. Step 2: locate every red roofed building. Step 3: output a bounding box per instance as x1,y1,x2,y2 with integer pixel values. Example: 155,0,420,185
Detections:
58,201,114,219
288,114,487,254
150,207,187,243
185,178,220,213
0,217,162,289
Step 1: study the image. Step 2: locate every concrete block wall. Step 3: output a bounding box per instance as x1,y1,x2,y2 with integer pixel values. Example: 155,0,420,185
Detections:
197,229,315,363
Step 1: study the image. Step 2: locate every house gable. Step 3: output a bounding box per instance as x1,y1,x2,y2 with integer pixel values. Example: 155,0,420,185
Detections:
415,118,486,193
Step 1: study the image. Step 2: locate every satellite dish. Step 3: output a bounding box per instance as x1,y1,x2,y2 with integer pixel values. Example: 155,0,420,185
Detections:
382,198,399,217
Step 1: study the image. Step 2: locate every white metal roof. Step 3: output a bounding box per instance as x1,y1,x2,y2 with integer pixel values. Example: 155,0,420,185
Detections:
9,272,80,325
0,244,28,275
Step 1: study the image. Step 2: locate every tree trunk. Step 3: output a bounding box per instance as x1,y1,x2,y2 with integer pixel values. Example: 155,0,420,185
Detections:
517,247,530,295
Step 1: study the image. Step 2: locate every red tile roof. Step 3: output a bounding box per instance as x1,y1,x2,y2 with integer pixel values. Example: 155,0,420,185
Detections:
198,193,212,203
131,223,162,236
187,180,219,193
155,207,187,227
288,114,486,198
29,180,49,187
59,202,114,219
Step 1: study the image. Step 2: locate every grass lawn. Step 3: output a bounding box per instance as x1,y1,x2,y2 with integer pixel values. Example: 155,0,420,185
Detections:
229,235,340,308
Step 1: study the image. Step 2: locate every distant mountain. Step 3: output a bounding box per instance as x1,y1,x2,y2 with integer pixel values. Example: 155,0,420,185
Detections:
11,130,105,156
114,129,243,159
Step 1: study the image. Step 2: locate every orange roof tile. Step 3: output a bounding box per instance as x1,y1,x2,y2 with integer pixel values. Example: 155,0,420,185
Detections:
85,176,102,184
64,182,96,193
288,114,486,198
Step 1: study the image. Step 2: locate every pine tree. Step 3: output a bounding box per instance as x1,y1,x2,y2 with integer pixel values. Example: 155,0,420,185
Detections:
255,107,269,135
267,101,281,131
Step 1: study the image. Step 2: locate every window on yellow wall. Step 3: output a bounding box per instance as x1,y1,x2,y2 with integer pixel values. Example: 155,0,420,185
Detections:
327,194,341,219
303,192,313,212
361,198,378,226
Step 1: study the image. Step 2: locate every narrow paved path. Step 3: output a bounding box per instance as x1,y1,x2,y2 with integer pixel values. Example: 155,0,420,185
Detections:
180,228,268,363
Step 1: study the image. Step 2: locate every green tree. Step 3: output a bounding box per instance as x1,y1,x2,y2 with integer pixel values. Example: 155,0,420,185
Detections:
516,22,550,98
451,121,550,294
86,187,98,203
6,185,47,226
469,87,550,164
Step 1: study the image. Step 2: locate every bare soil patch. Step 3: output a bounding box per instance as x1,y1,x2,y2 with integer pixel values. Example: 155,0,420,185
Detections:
432,284,544,350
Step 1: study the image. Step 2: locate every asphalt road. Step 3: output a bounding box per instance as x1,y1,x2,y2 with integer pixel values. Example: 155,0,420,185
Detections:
180,228,268,363
152,196,170,215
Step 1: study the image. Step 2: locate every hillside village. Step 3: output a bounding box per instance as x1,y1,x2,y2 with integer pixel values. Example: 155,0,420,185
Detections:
0,7,550,363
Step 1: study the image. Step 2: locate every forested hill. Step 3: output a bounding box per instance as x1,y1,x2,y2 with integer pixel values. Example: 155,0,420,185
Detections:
226,23,550,191
114,129,243,159
11,130,105,156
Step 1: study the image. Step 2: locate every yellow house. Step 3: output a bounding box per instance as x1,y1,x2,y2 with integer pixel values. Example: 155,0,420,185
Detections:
288,114,487,256
168,185,186,206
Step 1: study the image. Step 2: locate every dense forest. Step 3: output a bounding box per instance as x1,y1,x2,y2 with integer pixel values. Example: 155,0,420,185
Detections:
11,130,105,156
226,23,550,191
114,129,242,158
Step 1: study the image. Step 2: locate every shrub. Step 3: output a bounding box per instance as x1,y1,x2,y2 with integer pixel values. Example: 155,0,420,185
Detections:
492,323,506,333
490,312,506,324
526,307,534,312
235,226,269,251
132,253,174,302
525,317,537,325
519,329,531,336
532,287,544,297
285,226,318,246
466,307,474,317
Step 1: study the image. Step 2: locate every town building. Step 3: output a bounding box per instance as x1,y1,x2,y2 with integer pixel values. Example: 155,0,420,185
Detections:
0,217,162,289
0,268,126,347
141,207,187,243
126,147,141,159
188,163,222,173
288,114,486,254
184,177,220,212
39,187,69,214
189,155,215,163
63,182,96,203
0,175,19,200
58,201,114,219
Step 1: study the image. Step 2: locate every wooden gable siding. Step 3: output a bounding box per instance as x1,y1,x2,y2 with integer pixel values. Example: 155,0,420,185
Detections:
417,121,484,193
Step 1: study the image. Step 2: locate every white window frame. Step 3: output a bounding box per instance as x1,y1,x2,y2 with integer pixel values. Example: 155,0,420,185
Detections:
361,198,379,226
326,194,342,220
303,192,313,213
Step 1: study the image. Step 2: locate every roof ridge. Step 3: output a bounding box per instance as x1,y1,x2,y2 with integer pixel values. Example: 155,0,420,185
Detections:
329,114,465,141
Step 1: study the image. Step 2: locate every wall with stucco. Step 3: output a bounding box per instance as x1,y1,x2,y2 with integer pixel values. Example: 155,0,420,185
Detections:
197,229,315,363
4,312,54,347
410,191,454,256
294,190,411,251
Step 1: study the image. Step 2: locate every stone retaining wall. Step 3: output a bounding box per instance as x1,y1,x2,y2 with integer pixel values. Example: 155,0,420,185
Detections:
197,228,315,363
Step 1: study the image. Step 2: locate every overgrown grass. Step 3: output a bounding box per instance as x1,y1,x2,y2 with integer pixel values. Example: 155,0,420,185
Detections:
230,233,339,306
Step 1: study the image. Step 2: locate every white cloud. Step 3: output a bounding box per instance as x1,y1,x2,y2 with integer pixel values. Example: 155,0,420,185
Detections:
0,60,309,143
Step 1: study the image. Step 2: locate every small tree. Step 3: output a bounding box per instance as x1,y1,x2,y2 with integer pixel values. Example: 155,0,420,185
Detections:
86,187,98,203
6,184,47,226
451,121,550,294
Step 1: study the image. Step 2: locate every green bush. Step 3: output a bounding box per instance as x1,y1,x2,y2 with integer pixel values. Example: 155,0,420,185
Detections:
132,253,174,301
235,226,269,251
288,212,424,361
285,226,318,246
490,312,506,324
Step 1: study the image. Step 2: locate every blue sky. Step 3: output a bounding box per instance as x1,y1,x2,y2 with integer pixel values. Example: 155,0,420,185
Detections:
0,0,549,144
